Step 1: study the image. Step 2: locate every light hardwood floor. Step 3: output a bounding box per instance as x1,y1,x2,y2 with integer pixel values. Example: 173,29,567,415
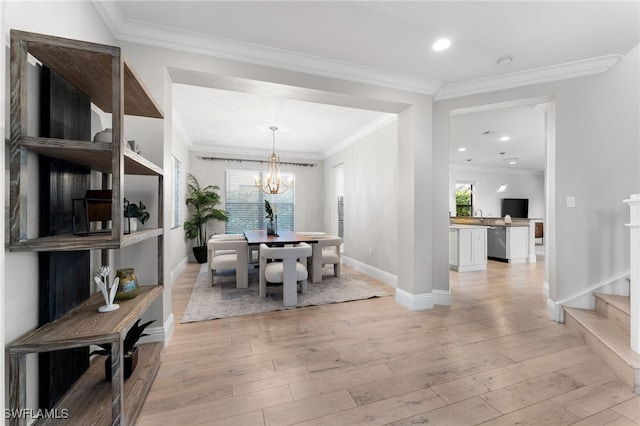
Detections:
137,260,640,425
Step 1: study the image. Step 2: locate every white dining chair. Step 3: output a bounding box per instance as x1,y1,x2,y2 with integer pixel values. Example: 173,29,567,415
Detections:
259,242,312,307
207,236,249,288
308,235,342,283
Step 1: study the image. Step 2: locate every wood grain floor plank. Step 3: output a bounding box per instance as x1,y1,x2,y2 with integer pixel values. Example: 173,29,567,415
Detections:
136,260,634,425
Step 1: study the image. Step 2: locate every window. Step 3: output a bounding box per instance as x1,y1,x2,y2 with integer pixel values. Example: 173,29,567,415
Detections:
225,169,295,233
455,182,473,216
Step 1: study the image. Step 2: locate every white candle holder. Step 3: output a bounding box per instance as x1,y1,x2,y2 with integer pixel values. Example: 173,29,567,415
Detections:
95,266,120,313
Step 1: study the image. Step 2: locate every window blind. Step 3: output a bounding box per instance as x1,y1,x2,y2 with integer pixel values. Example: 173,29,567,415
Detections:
225,169,295,234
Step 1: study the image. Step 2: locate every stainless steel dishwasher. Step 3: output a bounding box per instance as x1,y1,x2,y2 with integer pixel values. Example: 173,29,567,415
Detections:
487,226,507,261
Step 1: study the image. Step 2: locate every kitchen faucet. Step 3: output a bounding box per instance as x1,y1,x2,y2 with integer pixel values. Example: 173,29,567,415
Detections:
474,209,484,222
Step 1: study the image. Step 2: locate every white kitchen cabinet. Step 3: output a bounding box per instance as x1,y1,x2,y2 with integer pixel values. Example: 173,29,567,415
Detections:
506,226,529,262
449,225,487,272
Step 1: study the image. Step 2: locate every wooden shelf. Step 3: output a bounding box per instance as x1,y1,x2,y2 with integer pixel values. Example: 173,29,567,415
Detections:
34,342,162,425
13,29,163,119
9,228,163,252
9,29,165,426
9,286,163,354
20,137,163,176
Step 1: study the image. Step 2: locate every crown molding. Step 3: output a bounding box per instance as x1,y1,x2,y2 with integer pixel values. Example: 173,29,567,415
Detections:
450,163,544,176
92,1,623,104
91,0,441,95
435,55,622,100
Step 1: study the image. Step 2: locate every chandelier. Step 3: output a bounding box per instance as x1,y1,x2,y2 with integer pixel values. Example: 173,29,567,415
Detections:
255,126,293,194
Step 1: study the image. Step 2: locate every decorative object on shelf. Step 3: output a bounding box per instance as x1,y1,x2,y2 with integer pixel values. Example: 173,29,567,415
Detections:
184,174,229,263
115,268,140,301
93,128,112,142
124,198,150,234
72,190,113,235
127,139,142,155
91,318,155,381
264,200,279,236
255,126,293,194
95,266,119,313
93,127,129,146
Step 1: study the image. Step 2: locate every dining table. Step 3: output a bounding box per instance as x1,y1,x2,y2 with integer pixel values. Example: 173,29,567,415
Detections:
243,230,319,246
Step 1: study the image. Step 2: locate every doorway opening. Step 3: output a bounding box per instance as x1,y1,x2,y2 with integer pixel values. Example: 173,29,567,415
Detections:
448,96,555,306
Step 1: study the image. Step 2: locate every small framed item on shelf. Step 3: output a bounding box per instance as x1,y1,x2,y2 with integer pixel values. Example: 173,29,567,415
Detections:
72,190,112,235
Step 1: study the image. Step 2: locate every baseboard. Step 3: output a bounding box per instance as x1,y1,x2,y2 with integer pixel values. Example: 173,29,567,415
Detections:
341,257,447,310
171,256,189,285
140,313,174,348
433,289,451,306
395,287,433,311
342,256,397,287
548,297,562,322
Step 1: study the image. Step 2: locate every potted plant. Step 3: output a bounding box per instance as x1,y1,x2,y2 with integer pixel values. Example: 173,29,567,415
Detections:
184,174,229,263
264,200,276,235
90,318,154,381
124,198,150,233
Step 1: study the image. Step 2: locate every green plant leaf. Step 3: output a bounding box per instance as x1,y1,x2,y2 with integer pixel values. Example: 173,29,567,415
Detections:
184,174,229,246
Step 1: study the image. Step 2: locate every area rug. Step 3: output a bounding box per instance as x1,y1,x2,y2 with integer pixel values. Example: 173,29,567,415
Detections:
181,264,393,323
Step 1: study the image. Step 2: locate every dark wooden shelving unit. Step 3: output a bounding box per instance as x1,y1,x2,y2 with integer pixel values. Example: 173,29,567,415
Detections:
8,30,165,426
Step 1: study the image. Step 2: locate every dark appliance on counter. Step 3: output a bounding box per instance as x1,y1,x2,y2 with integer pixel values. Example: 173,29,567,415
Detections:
501,198,529,218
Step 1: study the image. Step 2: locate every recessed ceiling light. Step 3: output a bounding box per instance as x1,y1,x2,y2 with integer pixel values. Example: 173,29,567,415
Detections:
458,147,466,152
509,161,517,165
432,38,451,52
500,136,510,141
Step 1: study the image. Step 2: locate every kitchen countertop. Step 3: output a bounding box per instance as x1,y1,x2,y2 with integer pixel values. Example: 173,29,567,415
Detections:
450,217,535,227
480,223,530,228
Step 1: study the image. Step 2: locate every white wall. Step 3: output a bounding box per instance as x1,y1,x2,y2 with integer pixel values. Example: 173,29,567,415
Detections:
435,44,640,305
449,167,545,219
324,119,398,276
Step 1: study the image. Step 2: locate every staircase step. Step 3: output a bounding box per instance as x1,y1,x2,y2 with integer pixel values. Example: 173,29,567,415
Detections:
594,293,630,334
564,306,640,394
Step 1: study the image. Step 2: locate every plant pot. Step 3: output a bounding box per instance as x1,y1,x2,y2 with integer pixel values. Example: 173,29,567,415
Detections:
267,219,275,236
125,216,138,234
193,245,208,263
104,346,139,381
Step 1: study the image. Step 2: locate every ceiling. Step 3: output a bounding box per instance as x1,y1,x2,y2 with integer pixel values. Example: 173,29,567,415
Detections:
97,1,639,167
449,103,547,173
